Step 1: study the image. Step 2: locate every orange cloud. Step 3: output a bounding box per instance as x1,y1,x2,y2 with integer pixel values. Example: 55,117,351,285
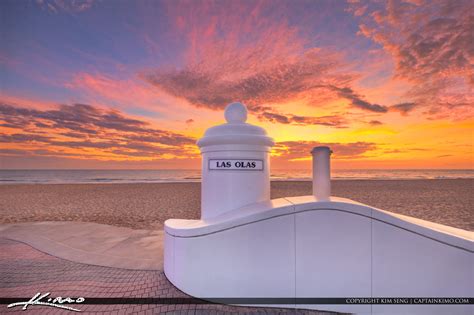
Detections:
141,0,410,127
67,72,211,124
68,73,164,110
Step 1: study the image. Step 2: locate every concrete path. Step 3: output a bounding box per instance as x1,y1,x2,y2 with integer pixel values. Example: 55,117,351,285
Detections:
0,221,164,270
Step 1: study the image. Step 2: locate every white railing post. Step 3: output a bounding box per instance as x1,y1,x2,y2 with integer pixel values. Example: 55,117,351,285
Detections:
311,146,332,200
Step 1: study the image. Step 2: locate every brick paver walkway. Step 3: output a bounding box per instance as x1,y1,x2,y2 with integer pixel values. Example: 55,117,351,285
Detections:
0,238,335,314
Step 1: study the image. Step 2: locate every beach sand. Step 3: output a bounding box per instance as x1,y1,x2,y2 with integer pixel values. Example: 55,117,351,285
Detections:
0,179,472,231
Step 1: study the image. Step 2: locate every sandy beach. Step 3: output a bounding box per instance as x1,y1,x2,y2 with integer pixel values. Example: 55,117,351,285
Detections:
0,179,473,231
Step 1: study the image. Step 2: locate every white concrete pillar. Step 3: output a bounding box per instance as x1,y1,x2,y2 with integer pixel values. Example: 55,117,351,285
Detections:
197,102,274,220
311,146,332,200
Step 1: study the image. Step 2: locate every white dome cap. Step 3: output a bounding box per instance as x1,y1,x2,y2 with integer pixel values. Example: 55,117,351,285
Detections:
197,102,274,148
224,102,248,123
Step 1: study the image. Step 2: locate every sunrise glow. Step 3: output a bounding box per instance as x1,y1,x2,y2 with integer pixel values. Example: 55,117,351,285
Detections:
1,0,473,169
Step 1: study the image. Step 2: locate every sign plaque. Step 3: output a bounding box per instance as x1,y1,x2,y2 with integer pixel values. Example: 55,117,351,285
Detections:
209,159,264,171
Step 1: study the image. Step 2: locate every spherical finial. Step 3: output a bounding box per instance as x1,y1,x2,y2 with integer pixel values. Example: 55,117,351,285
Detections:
224,102,247,123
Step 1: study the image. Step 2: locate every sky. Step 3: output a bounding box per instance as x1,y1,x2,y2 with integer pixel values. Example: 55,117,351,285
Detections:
0,0,473,170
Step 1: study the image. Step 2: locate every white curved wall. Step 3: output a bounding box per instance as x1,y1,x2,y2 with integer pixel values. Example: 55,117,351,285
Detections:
164,197,473,314
372,219,472,314
295,210,372,314
171,214,295,298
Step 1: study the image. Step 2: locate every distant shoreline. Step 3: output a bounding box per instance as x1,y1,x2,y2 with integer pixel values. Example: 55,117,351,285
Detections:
1,178,474,185
1,169,472,184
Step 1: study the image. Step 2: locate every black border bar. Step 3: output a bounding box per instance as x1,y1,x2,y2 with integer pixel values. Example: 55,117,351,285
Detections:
1,297,473,305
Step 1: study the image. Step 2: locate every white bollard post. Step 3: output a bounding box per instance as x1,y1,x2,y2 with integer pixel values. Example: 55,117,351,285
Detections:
311,146,332,200
197,102,274,220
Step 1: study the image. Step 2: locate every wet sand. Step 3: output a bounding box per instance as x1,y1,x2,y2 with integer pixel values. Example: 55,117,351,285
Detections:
0,179,472,231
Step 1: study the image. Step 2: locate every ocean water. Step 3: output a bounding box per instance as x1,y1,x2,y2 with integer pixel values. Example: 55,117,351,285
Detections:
0,169,472,184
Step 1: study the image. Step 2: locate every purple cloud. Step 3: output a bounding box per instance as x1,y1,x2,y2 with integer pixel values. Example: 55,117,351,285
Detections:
273,140,378,160
352,0,473,119
0,102,196,159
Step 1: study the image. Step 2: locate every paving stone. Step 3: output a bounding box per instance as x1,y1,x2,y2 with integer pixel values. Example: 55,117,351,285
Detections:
0,238,337,314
